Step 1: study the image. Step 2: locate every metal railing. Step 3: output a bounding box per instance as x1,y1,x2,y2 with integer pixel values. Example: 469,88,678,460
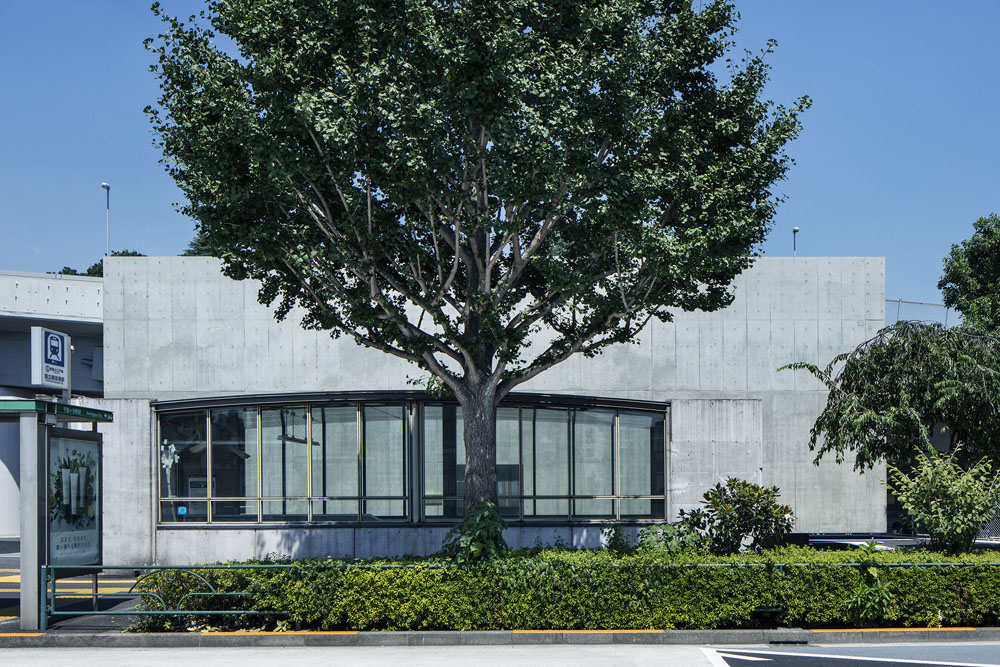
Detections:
40,563,291,631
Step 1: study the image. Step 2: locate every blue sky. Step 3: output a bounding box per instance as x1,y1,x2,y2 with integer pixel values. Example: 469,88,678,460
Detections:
1,2,997,306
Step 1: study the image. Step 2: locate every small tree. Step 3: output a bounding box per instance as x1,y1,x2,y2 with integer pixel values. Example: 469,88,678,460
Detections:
147,0,808,513
59,249,146,277
887,447,1000,553
783,322,1000,470
940,213,1000,335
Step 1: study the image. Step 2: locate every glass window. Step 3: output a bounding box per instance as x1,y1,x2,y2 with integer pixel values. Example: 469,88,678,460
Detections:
619,411,666,519
311,405,359,521
159,411,207,511
496,407,520,518
261,406,308,520
362,404,406,519
573,409,615,517
529,408,570,517
423,404,464,518
211,408,258,499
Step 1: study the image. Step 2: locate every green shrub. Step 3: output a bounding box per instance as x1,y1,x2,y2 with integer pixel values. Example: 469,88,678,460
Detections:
888,446,1000,553
638,519,709,553
440,500,508,563
128,547,1000,632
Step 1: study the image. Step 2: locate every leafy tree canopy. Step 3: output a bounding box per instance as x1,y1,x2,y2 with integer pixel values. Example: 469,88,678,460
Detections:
147,0,808,511
59,249,146,277
939,213,1000,334
784,321,1000,470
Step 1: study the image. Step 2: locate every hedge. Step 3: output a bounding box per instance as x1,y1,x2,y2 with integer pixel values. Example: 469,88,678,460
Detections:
129,547,1000,631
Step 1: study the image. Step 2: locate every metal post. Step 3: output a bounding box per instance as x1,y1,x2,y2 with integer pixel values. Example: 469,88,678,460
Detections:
101,183,110,257
39,565,47,632
20,412,47,630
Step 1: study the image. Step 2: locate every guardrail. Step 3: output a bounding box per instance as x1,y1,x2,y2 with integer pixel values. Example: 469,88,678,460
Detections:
40,563,291,631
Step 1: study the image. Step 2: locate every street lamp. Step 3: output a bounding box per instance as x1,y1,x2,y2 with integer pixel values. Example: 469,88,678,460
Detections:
792,226,799,257
100,183,110,257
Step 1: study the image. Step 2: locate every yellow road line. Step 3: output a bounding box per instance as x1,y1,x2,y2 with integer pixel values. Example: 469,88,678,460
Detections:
810,627,976,633
0,588,134,594
0,576,18,583
512,629,663,633
0,632,45,636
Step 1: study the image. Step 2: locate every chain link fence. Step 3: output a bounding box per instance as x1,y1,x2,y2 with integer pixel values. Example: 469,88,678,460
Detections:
885,299,959,327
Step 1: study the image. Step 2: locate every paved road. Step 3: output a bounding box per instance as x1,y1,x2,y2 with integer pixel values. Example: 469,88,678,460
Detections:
712,644,1000,667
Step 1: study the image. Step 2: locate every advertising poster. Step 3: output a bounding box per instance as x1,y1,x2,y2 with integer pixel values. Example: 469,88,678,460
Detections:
48,436,101,565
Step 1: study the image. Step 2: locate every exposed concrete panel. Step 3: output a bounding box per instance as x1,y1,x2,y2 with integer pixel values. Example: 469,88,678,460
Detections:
0,271,103,322
70,397,154,564
102,256,888,544
669,399,763,516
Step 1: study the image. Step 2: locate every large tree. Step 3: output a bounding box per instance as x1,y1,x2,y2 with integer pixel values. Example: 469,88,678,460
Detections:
940,213,1000,334
147,0,808,512
784,322,1000,470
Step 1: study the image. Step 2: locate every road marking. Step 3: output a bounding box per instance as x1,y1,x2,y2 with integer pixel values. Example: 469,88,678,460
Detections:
0,632,44,636
724,648,999,666
703,648,735,667
716,653,772,662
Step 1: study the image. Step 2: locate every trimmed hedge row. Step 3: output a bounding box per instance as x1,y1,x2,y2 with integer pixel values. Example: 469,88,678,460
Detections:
130,547,1000,631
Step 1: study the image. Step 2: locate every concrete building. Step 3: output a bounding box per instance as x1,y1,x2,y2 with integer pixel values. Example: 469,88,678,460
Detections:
2,255,887,564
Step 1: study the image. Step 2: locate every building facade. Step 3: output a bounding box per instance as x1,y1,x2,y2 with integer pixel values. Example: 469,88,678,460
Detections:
2,255,887,563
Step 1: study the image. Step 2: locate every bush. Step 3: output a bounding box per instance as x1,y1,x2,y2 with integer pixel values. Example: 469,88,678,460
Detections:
640,478,795,555
129,547,1000,632
888,446,1000,553
440,500,507,563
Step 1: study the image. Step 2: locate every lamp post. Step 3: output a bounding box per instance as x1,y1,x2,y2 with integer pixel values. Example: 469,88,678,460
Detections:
792,226,799,258
100,183,110,257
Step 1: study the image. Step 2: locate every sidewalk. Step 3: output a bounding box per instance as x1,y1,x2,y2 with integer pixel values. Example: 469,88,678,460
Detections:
4,626,1000,648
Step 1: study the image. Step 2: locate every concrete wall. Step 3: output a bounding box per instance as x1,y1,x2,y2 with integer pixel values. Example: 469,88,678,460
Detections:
0,271,103,323
101,256,886,562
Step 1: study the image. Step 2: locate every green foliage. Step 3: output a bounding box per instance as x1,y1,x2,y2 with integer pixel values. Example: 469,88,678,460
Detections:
129,548,1000,632
58,249,146,277
940,213,1000,335
601,522,633,554
182,228,214,256
887,447,1000,554
146,0,808,510
783,321,1000,469
638,519,709,553
843,540,897,626
441,500,508,563
684,477,795,554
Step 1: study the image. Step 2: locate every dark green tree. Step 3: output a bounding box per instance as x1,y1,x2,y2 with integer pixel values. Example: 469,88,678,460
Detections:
59,249,146,277
940,213,1000,334
783,322,1000,470
182,228,214,256
146,0,808,512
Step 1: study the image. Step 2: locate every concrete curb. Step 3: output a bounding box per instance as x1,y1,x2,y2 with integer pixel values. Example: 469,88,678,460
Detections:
3,627,1000,648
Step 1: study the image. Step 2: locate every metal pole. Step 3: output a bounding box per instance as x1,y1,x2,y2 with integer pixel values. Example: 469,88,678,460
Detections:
792,227,799,257
101,183,110,257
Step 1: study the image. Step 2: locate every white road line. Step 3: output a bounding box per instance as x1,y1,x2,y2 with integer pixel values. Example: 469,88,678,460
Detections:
703,648,736,667
716,652,772,661
725,648,1000,667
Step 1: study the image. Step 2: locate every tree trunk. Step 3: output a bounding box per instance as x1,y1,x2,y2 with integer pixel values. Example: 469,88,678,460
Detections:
460,386,498,515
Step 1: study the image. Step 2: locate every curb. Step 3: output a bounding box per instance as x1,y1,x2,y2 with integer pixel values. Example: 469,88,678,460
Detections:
2,627,1000,648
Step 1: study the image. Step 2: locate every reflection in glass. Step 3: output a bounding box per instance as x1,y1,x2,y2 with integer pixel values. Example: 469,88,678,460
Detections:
363,404,406,518
311,405,359,520
496,407,520,518
573,409,615,517
212,501,258,522
159,411,207,503
530,408,569,516
261,406,308,519
423,404,463,518
619,411,666,519
211,408,258,498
